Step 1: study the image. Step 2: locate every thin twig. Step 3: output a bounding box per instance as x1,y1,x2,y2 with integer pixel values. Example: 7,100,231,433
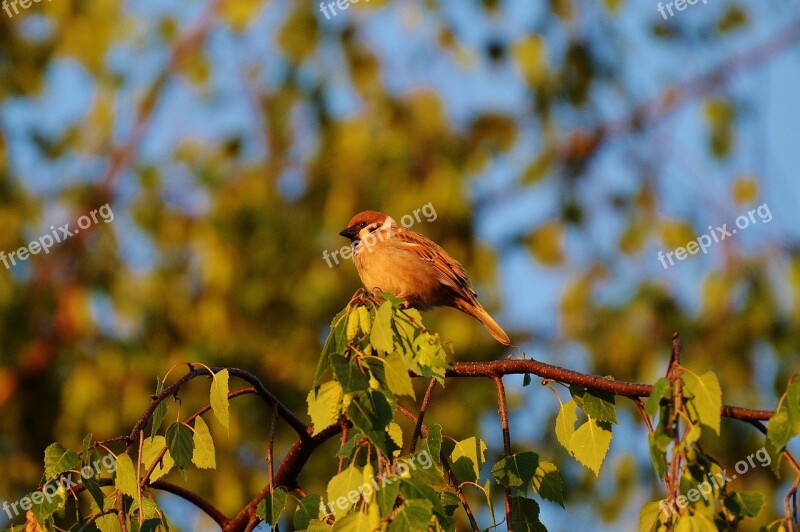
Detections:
667,333,683,506
338,416,350,473
632,398,654,435
492,376,513,532
124,367,309,456
409,378,438,454
268,403,278,491
114,491,128,532
397,404,479,530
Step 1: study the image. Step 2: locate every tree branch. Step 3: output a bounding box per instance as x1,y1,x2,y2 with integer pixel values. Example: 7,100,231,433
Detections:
447,359,773,421
151,480,230,528
124,366,309,456
408,378,438,454
493,376,514,531
223,422,345,532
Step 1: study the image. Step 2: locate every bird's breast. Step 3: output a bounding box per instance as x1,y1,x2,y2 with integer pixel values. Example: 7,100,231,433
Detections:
354,239,444,307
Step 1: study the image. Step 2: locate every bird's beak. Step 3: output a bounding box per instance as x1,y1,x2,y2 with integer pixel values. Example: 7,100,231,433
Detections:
339,226,359,240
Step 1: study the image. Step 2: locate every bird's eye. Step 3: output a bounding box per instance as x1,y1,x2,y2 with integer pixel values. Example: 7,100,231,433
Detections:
358,222,367,228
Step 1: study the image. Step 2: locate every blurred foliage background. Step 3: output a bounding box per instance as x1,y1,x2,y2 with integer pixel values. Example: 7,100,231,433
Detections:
1,0,799,529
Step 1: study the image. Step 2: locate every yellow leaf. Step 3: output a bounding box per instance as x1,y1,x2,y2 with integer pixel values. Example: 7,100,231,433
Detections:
525,220,565,266
731,175,759,206
618,221,647,255
220,0,263,31
702,274,732,316
513,35,548,87
703,99,734,129
659,220,695,250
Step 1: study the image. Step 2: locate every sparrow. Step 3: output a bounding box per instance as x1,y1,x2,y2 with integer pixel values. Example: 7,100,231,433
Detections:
339,210,511,346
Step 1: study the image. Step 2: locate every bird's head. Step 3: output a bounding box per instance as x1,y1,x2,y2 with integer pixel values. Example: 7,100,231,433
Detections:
339,211,395,242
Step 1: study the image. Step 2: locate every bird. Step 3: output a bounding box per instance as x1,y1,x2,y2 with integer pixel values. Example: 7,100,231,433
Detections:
339,210,511,346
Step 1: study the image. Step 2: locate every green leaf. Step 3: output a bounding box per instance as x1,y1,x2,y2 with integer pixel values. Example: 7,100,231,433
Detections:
130,497,159,520
510,496,545,532
638,500,664,532
82,433,93,467
192,416,216,469
784,382,800,435
315,308,348,385
555,399,578,452
29,485,66,525
450,437,487,483
95,505,122,532
141,436,174,482
386,422,403,452
151,377,168,439
767,407,792,450
394,307,423,346
523,373,532,387
331,354,370,393
423,424,442,460
388,499,433,532
347,390,393,453
44,443,80,480
307,519,332,530
114,453,139,497
440,490,460,515
412,333,449,382
331,511,372,531
210,369,230,433
336,431,360,460
723,491,764,518
569,417,612,476
90,497,115,531
307,380,344,436
256,486,288,527
294,494,323,530
138,519,162,532
682,371,722,435
532,460,564,508
165,422,194,471
674,513,717,531
371,301,396,353
649,430,669,479
491,452,539,490
582,389,618,424
765,435,783,477
683,419,702,444
399,478,446,517
82,473,105,510
376,475,402,515
645,378,671,417
382,351,416,399
326,465,363,518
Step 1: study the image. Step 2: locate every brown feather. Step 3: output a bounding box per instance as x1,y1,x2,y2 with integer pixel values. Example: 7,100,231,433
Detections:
340,211,511,346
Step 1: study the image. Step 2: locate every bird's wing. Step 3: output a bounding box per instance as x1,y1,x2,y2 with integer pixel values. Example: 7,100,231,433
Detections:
392,228,478,301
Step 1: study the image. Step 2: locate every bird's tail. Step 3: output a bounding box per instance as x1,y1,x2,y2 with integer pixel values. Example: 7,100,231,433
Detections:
453,298,511,347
